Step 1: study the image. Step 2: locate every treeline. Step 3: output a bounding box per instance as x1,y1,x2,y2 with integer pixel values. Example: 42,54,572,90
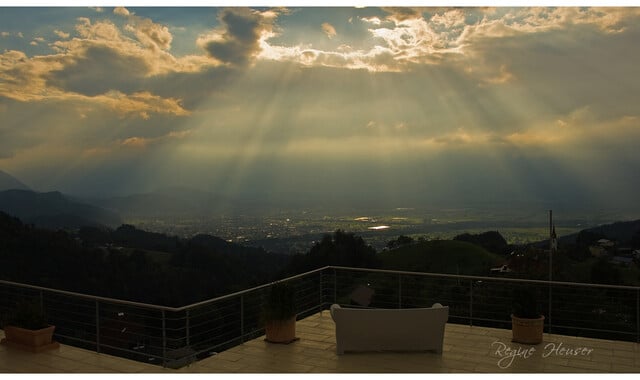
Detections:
3,209,639,308
284,229,379,275
453,231,509,255
0,212,290,306
0,212,382,307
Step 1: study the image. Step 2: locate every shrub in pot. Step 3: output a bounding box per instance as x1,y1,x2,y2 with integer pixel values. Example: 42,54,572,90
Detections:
511,288,544,344
0,301,59,352
263,282,297,344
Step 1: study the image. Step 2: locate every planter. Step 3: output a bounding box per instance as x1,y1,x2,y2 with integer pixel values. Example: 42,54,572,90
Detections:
1,325,60,352
265,316,297,344
511,314,545,344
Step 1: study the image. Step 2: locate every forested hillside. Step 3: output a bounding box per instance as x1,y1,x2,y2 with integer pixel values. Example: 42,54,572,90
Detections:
0,212,289,306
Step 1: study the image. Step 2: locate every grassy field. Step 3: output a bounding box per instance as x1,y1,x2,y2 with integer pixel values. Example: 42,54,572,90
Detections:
378,240,504,276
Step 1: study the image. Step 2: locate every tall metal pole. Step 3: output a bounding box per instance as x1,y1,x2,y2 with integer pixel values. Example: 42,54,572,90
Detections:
319,272,323,311
333,268,337,304
469,279,473,327
548,210,553,333
549,210,553,282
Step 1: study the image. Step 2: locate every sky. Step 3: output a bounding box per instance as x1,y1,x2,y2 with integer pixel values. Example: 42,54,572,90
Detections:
1,6,640,210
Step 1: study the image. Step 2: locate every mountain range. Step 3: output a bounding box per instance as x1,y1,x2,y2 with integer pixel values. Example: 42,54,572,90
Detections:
0,170,30,191
0,189,121,229
2,169,639,248
558,220,640,246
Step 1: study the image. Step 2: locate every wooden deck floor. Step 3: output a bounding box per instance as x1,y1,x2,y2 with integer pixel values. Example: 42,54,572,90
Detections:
2,311,639,373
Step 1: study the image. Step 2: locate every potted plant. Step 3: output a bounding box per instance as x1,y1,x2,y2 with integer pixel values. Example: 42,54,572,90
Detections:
511,288,545,344
0,301,59,352
263,282,298,344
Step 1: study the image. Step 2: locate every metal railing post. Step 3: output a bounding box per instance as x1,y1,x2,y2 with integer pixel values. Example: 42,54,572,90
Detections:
161,310,167,368
185,309,190,346
548,285,553,334
333,268,337,304
319,272,323,309
469,280,473,326
39,290,44,314
4,265,640,363
95,301,100,353
398,274,402,309
240,295,245,343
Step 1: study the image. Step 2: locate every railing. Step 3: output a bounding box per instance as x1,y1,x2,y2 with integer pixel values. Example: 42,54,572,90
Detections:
327,266,640,343
0,267,325,368
1,265,639,368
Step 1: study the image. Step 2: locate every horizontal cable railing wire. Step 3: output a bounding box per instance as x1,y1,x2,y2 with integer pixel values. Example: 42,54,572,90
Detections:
1,265,639,368
329,266,640,341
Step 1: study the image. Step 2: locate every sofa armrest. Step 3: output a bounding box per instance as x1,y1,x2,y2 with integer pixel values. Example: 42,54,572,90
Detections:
330,304,341,321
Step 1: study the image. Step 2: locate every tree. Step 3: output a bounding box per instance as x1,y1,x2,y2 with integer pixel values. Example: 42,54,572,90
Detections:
631,229,640,249
454,231,508,255
78,225,112,247
287,230,378,273
576,230,606,248
386,235,414,249
590,258,621,285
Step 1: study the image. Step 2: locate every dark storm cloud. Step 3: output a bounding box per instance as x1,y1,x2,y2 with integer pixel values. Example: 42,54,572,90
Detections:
48,45,149,96
381,7,424,21
201,8,274,67
146,65,238,109
48,42,238,110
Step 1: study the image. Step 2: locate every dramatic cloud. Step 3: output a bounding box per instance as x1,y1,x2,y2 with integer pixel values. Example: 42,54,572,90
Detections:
110,129,192,151
0,12,222,119
1,31,23,38
113,7,130,17
198,8,280,67
1,7,639,209
53,30,70,39
381,7,424,22
321,22,337,39
0,49,189,119
115,6,173,51
258,7,640,77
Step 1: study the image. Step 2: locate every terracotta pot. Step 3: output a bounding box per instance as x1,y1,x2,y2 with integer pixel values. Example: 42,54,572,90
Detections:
511,314,545,344
1,325,59,352
265,316,297,344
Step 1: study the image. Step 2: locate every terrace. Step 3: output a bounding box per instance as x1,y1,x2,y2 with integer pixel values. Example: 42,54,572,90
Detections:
1,266,639,373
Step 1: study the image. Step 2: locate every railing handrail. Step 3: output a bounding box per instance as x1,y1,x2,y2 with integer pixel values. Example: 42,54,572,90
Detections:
3,264,639,366
175,266,327,311
327,266,640,291
2,265,638,314
0,278,181,312
0,266,329,312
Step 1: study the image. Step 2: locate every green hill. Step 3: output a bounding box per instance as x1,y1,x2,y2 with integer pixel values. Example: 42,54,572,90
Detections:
379,240,503,276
